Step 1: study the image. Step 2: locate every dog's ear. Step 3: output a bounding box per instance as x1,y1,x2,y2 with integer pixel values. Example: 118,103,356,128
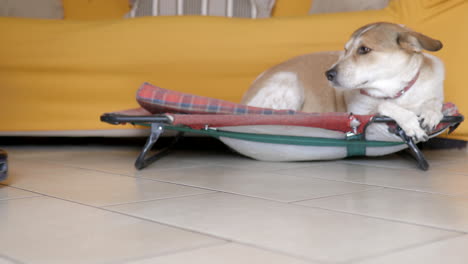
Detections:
397,31,443,52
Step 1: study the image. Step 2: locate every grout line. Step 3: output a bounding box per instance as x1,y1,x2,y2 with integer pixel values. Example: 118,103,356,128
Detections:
0,254,25,264
9,158,404,205
16,152,346,179
0,186,369,264
239,240,335,264
270,168,468,197
24,191,322,263
3,173,467,263
229,242,332,264
101,191,219,208
130,176,385,204
338,158,466,171
134,170,464,199
0,184,44,202
117,243,233,264
44,160,206,175
6,171,468,235
111,240,229,264
7,151,468,260
344,233,465,264
292,202,468,234
0,189,234,245
119,241,320,264
0,195,43,203
8,180,468,236
280,158,461,174
8,159,361,206
105,207,328,264
14,151,468,181
287,187,385,204
11,158,226,193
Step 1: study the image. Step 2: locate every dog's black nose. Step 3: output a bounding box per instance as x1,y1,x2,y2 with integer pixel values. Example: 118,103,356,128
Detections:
326,69,337,81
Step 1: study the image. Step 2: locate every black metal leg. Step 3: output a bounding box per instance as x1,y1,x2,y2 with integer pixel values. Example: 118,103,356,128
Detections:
396,128,429,171
134,123,184,170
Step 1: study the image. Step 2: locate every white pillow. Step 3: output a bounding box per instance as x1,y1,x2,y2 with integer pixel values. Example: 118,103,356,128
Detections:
127,0,276,18
0,0,63,19
310,0,389,14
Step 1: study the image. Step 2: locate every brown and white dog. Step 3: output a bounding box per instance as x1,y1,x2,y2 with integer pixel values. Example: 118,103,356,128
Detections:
241,22,444,141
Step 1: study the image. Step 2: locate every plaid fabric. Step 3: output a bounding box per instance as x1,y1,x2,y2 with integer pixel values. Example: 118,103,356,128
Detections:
442,102,459,116
432,102,461,132
136,82,374,133
170,114,376,133
137,82,302,115
136,82,461,134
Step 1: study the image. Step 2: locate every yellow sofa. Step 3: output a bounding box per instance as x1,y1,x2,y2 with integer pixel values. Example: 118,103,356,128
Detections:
0,0,466,140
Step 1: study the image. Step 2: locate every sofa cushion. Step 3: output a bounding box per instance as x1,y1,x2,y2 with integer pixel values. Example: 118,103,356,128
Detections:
0,0,63,19
127,0,276,18
310,0,389,14
63,0,130,20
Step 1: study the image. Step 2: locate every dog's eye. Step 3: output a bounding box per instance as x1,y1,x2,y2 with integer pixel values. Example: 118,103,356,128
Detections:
357,46,372,55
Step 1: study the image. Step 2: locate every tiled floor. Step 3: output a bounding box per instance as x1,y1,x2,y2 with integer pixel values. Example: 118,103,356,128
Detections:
1,143,468,264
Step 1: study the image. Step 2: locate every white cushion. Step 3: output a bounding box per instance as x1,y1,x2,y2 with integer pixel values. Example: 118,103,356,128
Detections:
310,0,389,14
127,0,276,18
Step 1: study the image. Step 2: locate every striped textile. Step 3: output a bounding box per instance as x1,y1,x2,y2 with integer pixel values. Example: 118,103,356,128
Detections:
135,82,461,135
136,82,374,133
127,0,275,18
136,82,300,115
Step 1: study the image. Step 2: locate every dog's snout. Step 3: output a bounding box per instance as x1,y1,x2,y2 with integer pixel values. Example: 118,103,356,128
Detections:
326,68,337,81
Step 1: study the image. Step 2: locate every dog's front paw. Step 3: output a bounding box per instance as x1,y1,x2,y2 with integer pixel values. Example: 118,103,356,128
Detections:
399,116,429,142
419,109,443,132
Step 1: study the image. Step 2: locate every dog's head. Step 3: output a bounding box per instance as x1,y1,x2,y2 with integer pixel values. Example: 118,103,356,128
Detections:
326,22,442,92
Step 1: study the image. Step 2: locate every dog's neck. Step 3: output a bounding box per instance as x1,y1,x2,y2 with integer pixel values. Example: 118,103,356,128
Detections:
359,53,423,100
359,71,420,100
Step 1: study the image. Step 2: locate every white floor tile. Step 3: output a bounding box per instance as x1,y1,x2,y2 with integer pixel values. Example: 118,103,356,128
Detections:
6,159,214,206
176,151,326,172
275,162,468,196
0,185,40,201
8,146,204,175
107,193,457,263
0,256,16,264
423,149,468,162
5,146,137,162
355,235,468,264
127,243,313,264
341,151,461,170
4,146,468,263
0,196,222,264
423,148,468,175
139,165,378,202
296,188,468,232
434,161,468,176
40,149,200,176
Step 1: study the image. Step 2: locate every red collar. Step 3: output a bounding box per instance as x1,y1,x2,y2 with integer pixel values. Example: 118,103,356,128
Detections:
360,71,420,100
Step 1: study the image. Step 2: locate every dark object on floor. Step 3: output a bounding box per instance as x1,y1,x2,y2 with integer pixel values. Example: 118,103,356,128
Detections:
420,138,467,150
0,149,7,181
